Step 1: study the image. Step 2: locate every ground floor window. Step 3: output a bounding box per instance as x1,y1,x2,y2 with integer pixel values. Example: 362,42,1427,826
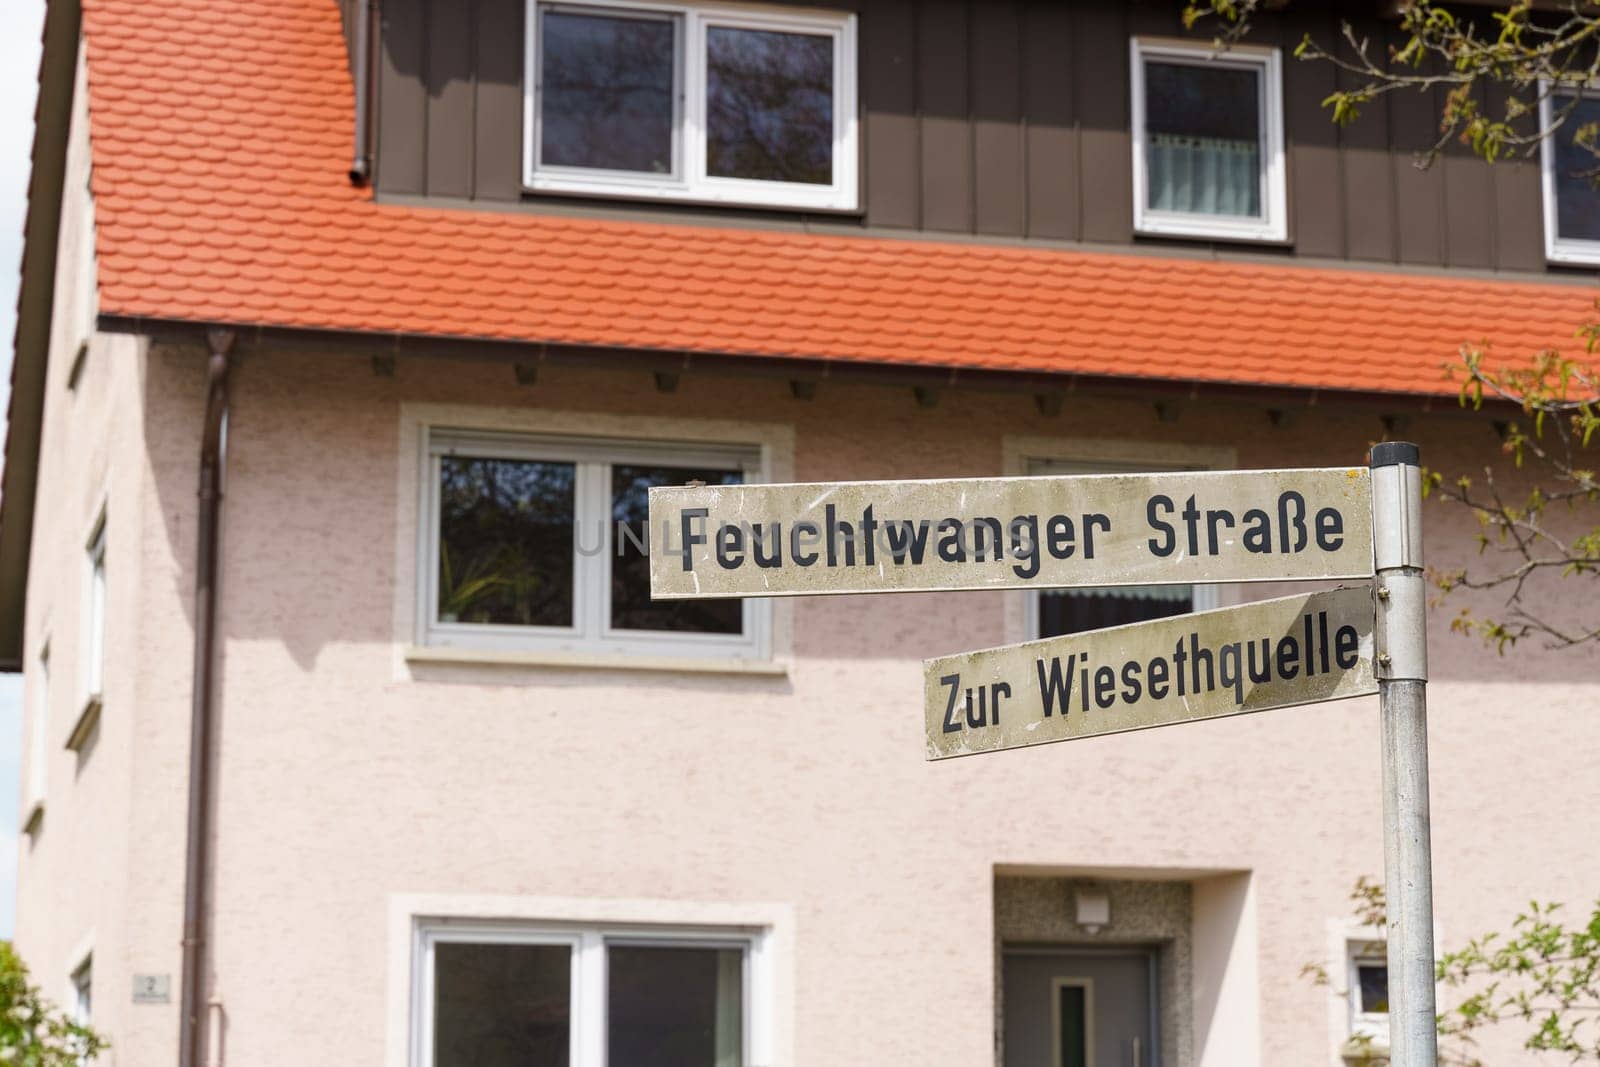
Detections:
421,429,768,660
1026,457,1215,637
1348,940,1390,1050
414,922,761,1067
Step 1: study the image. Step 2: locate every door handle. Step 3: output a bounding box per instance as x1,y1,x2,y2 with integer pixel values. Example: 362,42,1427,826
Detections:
1132,1036,1142,1067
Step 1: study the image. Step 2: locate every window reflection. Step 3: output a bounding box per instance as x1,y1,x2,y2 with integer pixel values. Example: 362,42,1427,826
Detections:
540,10,677,174
437,457,576,627
1554,96,1600,241
612,464,743,634
706,26,833,184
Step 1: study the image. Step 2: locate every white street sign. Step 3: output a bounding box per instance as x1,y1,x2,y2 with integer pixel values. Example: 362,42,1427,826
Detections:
649,467,1372,599
923,585,1377,759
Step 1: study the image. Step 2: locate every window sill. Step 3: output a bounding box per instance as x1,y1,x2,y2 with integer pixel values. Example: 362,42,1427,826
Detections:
1545,242,1600,267
404,645,789,678
65,694,102,753
22,799,43,837
1134,220,1291,246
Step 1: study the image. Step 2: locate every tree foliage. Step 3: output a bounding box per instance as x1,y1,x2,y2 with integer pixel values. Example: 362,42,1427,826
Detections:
1184,0,1600,171
1429,343,1600,651
1309,881,1600,1063
1179,0,1600,653
0,942,106,1065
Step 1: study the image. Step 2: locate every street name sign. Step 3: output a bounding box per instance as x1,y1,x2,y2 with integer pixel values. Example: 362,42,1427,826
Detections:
648,467,1373,599
645,446,1438,1067
922,584,1377,759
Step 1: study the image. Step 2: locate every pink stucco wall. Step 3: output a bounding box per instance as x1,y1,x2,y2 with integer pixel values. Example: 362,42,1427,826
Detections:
15,334,1593,1065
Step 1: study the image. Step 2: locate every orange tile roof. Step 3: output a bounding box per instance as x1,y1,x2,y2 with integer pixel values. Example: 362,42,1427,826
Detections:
82,0,1598,397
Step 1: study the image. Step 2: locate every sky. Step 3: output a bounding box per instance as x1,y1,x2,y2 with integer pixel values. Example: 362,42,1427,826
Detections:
0,0,48,940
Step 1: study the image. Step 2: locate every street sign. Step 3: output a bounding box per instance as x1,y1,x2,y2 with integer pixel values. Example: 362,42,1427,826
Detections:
648,467,1372,600
923,585,1376,759
645,445,1436,1067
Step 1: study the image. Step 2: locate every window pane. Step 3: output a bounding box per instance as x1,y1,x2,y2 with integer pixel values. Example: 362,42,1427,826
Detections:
438,457,575,627
1357,963,1389,1014
539,9,676,174
1555,96,1600,241
706,26,834,185
611,465,743,635
434,942,571,1067
608,945,745,1067
1040,585,1193,638
1144,60,1262,217
1056,983,1087,1067
88,536,105,696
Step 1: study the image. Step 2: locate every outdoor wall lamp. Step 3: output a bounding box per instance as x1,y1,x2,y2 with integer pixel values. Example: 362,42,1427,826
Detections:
1075,888,1110,934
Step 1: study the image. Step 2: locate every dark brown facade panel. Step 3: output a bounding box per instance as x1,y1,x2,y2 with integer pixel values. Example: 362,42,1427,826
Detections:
474,0,525,201
972,0,1025,237
373,0,1563,276
1074,1,1131,244
1388,63,1447,266
1022,1,1076,241
1492,159,1547,274
863,0,919,228
917,0,974,232
1282,8,1343,259
1339,62,1397,262
1441,84,1497,270
1482,80,1546,273
426,0,476,199
376,0,427,196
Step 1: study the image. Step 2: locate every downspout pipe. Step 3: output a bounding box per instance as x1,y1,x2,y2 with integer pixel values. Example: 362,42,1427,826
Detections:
179,329,236,1067
348,0,376,185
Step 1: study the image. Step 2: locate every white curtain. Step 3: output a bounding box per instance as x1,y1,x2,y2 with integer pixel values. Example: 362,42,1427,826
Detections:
1147,133,1260,217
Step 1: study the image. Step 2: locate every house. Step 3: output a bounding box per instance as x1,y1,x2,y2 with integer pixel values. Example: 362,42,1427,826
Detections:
5,0,1598,1064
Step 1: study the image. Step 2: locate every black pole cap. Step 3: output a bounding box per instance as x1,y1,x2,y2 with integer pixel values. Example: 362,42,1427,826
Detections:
1370,441,1420,468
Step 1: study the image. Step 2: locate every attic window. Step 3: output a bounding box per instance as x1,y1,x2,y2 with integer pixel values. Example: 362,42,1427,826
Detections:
524,1,858,210
1540,86,1600,264
1130,38,1287,242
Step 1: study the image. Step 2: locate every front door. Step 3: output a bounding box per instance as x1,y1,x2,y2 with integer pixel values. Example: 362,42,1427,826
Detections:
1003,948,1158,1067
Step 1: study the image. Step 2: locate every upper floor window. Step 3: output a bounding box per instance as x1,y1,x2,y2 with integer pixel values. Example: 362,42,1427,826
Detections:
24,642,49,831
85,516,106,702
524,1,859,211
423,429,768,661
1540,87,1600,264
1130,39,1287,242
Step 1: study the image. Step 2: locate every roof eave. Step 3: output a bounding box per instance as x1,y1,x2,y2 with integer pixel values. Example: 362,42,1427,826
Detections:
0,0,84,671
98,313,1496,416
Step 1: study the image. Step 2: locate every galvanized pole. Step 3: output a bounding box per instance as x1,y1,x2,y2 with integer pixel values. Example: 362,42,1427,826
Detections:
1370,442,1437,1067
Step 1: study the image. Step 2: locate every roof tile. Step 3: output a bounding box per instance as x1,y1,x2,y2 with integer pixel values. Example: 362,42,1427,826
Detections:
78,0,1599,397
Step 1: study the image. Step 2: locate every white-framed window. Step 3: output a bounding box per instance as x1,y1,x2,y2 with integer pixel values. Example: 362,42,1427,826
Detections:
1025,457,1218,639
70,955,92,1025
24,641,50,828
1347,940,1389,1047
412,920,766,1067
421,429,768,660
1130,38,1287,242
83,512,106,703
1540,85,1600,264
523,0,859,210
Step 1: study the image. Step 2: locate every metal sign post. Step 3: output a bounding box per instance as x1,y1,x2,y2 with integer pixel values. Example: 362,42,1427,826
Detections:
1371,442,1437,1067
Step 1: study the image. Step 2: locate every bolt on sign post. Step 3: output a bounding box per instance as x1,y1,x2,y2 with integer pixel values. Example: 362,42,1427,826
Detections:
648,448,1437,1067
